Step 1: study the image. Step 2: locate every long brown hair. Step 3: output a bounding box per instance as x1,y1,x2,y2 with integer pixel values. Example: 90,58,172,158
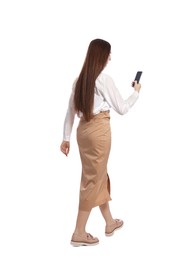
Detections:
74,39,111,121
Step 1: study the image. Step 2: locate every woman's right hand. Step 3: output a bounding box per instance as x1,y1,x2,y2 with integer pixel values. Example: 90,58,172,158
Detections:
133,81,141,93
60,141,70,156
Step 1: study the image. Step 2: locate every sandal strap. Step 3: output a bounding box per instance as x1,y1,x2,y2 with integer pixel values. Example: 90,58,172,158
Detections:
87,233,95,239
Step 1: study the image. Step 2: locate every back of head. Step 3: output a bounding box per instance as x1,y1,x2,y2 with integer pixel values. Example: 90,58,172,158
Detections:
85,39,111,75
74,38,111,122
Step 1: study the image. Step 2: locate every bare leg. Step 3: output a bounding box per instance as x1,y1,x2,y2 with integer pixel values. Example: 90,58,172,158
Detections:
73,209,91,235
99,202,124,236
99,202,116,226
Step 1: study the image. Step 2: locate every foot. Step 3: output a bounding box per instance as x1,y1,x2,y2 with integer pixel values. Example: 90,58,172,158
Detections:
70,232,99,246
105,219,124,236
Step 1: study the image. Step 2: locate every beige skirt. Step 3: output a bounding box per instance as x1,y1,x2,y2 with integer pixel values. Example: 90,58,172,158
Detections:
77,111,112,211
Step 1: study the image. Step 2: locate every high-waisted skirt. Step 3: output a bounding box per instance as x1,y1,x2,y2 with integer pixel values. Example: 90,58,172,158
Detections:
77,111,111,211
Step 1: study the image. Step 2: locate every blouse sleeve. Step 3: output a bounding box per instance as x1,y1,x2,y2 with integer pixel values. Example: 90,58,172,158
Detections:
63,83,76,141
101,75,139,115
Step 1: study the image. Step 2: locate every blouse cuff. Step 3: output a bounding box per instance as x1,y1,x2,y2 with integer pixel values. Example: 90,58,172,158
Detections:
63,136,70,142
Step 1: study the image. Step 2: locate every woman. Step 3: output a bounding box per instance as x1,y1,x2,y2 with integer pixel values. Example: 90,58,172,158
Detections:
60,39,141,246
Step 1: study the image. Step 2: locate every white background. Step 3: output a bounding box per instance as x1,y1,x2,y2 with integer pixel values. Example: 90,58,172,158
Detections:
0,0,196,259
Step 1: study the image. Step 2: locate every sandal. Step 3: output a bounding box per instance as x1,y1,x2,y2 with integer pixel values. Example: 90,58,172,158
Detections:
105,219,124,236
71,232,99,246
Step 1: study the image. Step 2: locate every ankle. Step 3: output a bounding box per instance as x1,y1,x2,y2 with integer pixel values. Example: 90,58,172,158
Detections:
106,219,116,227
73,229,86,236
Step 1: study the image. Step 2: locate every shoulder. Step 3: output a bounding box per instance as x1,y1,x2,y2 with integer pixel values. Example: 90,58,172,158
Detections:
73,77,78,86
97,72,113,81
71,77,78,91
96,73,115,86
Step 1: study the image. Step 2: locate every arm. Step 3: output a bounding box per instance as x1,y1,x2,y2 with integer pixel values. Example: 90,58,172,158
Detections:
101,75,140,115
61,82,76,156
63,86,76,141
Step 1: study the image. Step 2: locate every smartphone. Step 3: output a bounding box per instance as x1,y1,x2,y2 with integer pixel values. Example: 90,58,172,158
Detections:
132,71,143,87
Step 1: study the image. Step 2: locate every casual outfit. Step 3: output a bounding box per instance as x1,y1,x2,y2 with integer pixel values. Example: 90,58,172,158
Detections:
63,73,139,211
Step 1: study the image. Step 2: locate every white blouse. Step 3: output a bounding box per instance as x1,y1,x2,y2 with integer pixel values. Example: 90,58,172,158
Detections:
63,73,139,141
